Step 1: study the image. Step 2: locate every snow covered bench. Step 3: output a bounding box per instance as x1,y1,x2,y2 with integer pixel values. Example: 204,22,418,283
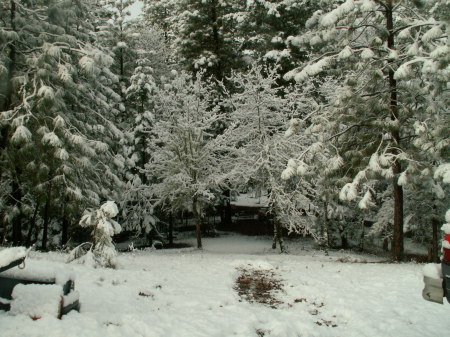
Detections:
0,247,80,318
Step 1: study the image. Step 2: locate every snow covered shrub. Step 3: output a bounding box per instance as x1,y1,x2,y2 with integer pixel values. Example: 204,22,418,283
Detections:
68,201,122,268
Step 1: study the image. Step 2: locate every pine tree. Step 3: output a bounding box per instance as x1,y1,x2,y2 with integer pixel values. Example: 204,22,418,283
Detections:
0,0,124,248
119,23,173,234
236,0,318,83
68,201,122,268
170,0,244,81
284,0,449,260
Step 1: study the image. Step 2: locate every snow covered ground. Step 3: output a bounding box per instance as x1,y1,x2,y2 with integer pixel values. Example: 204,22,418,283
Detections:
0,233,448,337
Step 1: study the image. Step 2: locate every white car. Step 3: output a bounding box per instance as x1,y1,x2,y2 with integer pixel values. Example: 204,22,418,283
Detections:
422,233,450,304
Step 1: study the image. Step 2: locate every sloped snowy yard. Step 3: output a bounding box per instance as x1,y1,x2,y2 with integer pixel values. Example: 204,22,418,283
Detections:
0,234,448,337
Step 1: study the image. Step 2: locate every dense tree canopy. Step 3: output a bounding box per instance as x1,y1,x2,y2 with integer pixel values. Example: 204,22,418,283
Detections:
0,0,447,261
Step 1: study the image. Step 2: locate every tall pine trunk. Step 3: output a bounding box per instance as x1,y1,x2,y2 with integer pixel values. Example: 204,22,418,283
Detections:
11,179,22,245
386,0,404,261
192,197,202,249
431,218,440,263
25,202,40,247
62,216,69,247
41,182,53,251
168,213,174,245
323,200,330,250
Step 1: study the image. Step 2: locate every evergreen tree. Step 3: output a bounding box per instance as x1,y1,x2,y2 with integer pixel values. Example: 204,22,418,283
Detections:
284,0,449,260
237,0,318,83
0,0,124,248
68,201,122,268
169,0,244,81
120,24,172,233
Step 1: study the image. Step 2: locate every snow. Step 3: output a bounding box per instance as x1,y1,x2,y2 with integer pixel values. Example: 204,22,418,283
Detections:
397,171,408,186
231,194,269,208
369,153,381,171
434,163,450,184
421,26,443,42
11,125,32,144
359,0,376,12
37,86,55,99
360,48,375,59
394,63,411,80
423,263,442,279
55,148,69,161
445,211,450,224
0,234,448,337
296,161,308,176
294,57,331,82
406,42,419,56
42,132,62,147
0,247,27,269
430,45,450,58
338,46,353,59
281,159,297,180
100,201,119,218
62,291,80,307
11,284,62,319
1,258,75,285
358,190,373,209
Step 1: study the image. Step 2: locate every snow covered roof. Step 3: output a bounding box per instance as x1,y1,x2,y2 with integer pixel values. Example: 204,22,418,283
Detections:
231,193,269,208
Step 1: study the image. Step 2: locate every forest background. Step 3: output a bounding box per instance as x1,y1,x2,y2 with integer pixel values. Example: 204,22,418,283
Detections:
0,0,448,262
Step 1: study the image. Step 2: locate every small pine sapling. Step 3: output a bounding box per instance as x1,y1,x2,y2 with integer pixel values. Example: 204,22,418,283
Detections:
68,201,122,268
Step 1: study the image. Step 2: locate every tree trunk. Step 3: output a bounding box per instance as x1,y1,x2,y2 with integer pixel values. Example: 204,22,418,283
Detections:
431,218,440,263
210,3,223,81
192,197,202,249
386,0,404,261
383,237,389,251
41,184,53,251
323,201,330,252
272,218,285,253
339,227,349,250
168,213,174,245
25,202,40,247
359,219,365,252
11,179,22,245
62,216,69,247
220,189,232,228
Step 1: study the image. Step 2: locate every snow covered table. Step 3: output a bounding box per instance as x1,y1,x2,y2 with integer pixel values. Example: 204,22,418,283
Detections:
0,249,80,317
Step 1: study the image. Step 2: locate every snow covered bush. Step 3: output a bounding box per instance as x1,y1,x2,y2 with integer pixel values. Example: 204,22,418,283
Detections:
68,201,121,268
